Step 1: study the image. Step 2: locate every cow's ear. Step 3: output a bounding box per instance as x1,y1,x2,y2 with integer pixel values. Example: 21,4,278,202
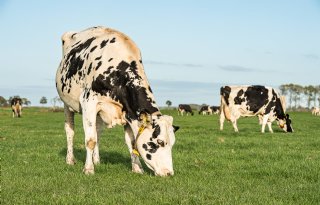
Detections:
173,125,180,132
138,110,151,126
286,114,289,118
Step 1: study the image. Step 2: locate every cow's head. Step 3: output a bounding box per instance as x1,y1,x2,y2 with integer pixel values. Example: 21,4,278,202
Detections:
278,114,293,133
135,111,179,176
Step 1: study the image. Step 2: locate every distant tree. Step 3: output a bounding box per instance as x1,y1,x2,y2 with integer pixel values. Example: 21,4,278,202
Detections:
0,96,8,107
304,85,315,109
21,98,31,106
51,96,62,108
40,96,47,105
314,85,320,107
292,84,303,109
166,100,172,108
279,84,288,96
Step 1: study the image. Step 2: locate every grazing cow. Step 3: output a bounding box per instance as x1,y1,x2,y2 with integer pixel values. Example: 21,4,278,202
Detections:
210,106,220,114
199,105,212,115
11,97,22,118
56,26,179,176
311,107,320,116
178,104,194,116
220,85,293,133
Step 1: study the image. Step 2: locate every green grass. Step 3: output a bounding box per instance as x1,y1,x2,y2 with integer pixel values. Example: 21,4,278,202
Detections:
1,107,319,204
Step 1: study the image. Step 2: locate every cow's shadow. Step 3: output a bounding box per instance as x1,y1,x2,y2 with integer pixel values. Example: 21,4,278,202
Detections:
59,148,130,168
58,148,153,174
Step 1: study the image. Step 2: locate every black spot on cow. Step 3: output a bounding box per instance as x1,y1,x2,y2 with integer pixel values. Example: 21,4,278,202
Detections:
234,89,245,105
91,60,159,121
108,58,113,62
95,61,102,70
152,125,160,138
146,154,152,160
244,86,269,113
86,90,90,99
220,86,231,105
100,40,108,48
62,37,96,91
95,56,102,60
110,37,116,43
147,142,159,153
142,143,148,151
87,63,93,75
90,46,97,52
148,86,153,93
142,142,159,154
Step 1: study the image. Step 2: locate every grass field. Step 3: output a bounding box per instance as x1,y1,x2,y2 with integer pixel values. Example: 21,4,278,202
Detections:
1,107,319,204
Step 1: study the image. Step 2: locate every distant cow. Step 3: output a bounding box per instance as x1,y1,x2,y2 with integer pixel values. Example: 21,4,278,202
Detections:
56,26,179,176
11,98,22,118
311,107,320,116
210,106,220,114
199,105,212,115
220,85,293,133
178,104,194,116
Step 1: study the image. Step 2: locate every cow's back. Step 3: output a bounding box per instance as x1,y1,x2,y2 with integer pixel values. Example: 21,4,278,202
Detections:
56,26,158,120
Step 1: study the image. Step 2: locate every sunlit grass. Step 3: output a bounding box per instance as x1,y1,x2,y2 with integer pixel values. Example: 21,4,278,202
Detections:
1,107,319,204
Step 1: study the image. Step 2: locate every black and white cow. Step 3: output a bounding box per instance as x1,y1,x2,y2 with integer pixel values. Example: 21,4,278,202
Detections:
11,97,22,118
199,105,212,115
210,106,220,115
178,104,194,116
56,26,179,176
220,85,293,133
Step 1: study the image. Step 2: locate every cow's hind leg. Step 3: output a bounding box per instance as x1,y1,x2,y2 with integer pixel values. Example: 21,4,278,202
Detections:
124,125,144,174
231,118,239,132
267,122,273,133
64,105,75,165
261,114,270,133
93,115,104,165
81,100,98,175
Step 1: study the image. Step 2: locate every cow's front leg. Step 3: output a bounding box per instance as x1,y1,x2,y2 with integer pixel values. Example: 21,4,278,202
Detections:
267,122,273,133
64,105,75,165
124,125,144,174
82,102,98,175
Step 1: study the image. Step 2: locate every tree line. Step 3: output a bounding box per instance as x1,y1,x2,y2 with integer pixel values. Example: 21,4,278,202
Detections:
279,84,320,110
0,96,62,107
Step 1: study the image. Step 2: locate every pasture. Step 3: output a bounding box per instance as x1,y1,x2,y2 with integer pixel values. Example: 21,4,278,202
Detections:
1,107,319,204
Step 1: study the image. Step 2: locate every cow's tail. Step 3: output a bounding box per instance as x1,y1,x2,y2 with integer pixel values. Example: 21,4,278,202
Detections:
220,95,231,121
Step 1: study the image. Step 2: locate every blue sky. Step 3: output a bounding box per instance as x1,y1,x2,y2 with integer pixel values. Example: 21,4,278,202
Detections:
0,0,319,106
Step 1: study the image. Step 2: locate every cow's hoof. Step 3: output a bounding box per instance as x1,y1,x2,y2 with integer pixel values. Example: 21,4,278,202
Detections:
93,158,100,165
66,157,76,165
83,168,94,175
132,164,144,174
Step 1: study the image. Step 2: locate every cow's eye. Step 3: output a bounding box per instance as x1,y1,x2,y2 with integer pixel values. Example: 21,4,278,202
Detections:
157,139,165,147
